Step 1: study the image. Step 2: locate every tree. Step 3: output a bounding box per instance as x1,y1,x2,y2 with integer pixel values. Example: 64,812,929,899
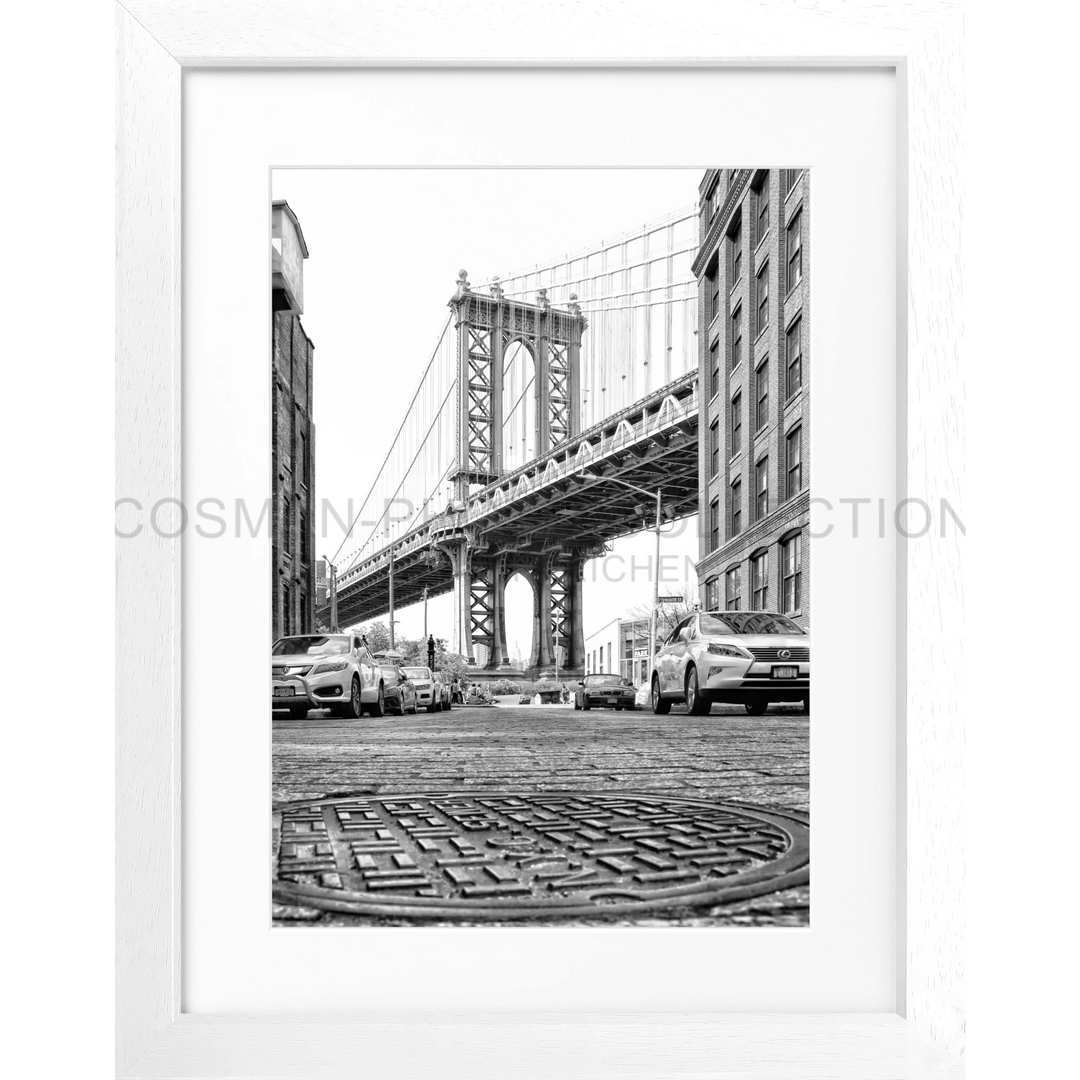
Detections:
397,634,468,677
623,582,700,645
351,619,390,654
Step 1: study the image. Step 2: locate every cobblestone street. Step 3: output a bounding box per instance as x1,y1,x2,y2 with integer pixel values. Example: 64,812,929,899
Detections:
273,701,808,927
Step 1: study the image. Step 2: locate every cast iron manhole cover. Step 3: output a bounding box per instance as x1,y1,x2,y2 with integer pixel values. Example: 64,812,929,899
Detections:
273,792,808,919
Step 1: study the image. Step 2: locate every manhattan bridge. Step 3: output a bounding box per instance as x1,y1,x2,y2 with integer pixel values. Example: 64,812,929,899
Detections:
323,205,703,676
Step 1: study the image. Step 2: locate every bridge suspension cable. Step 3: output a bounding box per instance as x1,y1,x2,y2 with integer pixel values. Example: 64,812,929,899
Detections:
332,313,457,572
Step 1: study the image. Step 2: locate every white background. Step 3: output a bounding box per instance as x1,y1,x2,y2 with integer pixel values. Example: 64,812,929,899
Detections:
182,67,897,1014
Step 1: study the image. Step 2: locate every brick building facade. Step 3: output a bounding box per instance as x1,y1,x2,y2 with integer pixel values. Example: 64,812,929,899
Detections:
271,201,316,640
692,169,809,629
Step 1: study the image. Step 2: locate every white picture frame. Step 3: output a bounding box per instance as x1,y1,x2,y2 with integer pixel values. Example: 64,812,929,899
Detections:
115,2,964,1076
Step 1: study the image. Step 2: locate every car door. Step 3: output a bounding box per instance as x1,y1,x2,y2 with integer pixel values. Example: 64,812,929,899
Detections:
666,617,695,695
657,617,689,693
354,640,376,694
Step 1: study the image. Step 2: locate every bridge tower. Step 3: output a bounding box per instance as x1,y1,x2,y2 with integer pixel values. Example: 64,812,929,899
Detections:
445,271,589,677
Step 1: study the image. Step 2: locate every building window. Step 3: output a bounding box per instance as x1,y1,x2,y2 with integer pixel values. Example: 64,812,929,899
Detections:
282,583,292,636
709,339,720,398
751,551,768,609
731,393,742,456
730,219,743,285
787,210,802,291
756,261,769,335
297,428,307,484
283,495,292,555
782,532,802,613
706,178,721,223
786,426,802,498
757,175,770,243
299,510,308,563
755,457,769,521
730,477,742,538
755,359,769,431
731,306,743,371
725,565,742,610
709,498,720,550
705,257,720,323
786,318,802,398
710,418,720,477
785,168,801,197
705,577,720,610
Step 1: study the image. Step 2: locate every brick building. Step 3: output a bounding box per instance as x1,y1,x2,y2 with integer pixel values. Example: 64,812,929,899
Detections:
271,201,317,639
692,169,809,629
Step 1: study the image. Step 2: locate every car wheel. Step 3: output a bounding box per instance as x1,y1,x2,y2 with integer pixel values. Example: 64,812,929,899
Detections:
574,698,581,710
367,682,385,718
800,693,810,715
745,700,768,716
427,702,437,713
651,675,671,715
409,699,418,714
339,676,363,719
288,706,309,720
444,697,452,711
685,667,711,716
582,696,591,711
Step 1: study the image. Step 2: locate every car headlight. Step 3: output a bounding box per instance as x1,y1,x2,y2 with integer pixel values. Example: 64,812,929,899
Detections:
311,660,348,674
707,643,752,659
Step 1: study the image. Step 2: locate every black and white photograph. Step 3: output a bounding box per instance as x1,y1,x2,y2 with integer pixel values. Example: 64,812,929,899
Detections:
19,0,1062,1073
270,168,811,926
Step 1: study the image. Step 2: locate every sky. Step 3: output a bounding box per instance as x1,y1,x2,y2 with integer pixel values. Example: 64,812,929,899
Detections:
271,169,703,655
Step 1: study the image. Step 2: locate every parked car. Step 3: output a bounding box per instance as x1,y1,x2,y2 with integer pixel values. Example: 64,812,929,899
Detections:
271,633,384,719
650,611,809,716
402,665,441,713
371,653,418,715
574,673,638,711
431,670,453,710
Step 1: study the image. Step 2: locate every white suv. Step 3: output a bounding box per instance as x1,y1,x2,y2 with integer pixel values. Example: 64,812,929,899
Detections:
651,611,809,716
272,634,385,719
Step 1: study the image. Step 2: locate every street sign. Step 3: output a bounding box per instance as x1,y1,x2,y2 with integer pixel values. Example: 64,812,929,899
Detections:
657,595,683,603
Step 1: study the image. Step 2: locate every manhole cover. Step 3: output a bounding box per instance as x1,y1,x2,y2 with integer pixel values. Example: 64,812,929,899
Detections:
273,792,808,919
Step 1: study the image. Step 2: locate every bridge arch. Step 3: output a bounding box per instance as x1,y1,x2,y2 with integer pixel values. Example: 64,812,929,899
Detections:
502,568,537,671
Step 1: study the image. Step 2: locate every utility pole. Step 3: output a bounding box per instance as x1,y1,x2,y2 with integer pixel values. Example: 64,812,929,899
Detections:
388,547,396,650
329,559,339,633
650,487,661,677
423,584,429,639
592,474,666,681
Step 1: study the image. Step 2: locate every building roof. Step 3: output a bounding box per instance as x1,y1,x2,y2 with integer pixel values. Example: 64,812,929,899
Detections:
272,199,310,258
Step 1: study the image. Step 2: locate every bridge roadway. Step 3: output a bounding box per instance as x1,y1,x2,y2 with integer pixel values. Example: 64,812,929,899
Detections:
330,373,699,636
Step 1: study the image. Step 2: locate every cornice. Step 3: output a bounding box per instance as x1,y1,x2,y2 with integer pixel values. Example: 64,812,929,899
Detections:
691,170,750,278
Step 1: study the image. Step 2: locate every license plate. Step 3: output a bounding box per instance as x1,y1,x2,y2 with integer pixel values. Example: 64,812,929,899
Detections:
606,697,618,704
772,666,798,679
273,686,295,697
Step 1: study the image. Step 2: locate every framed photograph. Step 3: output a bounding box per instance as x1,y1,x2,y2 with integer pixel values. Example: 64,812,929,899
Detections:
116,2,963,1076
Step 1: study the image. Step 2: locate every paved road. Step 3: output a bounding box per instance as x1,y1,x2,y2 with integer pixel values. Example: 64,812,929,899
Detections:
273,701,809,811
273,702,809,926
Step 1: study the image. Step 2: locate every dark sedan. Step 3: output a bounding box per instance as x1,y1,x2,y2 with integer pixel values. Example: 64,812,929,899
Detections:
574,673,638,711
